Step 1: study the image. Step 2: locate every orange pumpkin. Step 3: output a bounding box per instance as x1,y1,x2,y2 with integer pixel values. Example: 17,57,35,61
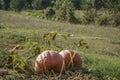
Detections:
35,50,64,73
59,50,82,69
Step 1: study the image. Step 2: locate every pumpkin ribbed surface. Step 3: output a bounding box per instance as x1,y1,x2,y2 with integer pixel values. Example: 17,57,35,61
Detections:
59,50,82,69
35,50,64,73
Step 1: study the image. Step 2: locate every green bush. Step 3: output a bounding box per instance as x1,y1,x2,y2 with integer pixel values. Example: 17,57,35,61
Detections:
18,0,78,23
110,13,120,27
95,12,120,27
82,9,97,24
53,0,76,23
80,0,93,10
95,13,110,25
103,0,120,11
44,7,55,19
32,0,51,10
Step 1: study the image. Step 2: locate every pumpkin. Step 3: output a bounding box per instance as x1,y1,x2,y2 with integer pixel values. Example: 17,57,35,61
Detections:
35,50,65,73
59,50,82,69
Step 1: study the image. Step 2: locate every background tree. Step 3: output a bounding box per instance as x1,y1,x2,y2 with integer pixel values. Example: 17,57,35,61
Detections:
80,0,93,10
93,0,104,9
103,0,120,11
3,0,10,10
92,0,120,11
32,0,51,10
0,0,2,9
24,0,33,9
53,0,76,23
10,0,26,11
72,0,81,9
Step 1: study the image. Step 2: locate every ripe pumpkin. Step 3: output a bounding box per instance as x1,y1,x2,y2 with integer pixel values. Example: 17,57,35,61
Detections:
59,50,82,69
35,50,65,73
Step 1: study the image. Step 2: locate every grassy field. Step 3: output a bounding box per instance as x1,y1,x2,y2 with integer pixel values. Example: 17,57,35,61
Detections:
0,10,120,80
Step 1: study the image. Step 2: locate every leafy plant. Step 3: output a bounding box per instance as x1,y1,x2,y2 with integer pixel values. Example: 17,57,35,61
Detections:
43,31,57,46
82,9,97,24
4,31,88,74
110,13,120,27
95,13,110,25
5,44,36,73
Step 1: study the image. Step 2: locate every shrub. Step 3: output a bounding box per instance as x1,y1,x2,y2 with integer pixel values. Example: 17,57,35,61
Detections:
103,0,120,11
44,7,55,19
95,13,110,25
80,0,93,10
53,0,76,23
82,9,97,24
32,0,51,10
110,13,120,27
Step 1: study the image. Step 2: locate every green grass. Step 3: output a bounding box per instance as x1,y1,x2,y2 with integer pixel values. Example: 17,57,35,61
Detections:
81,52,120,79
0,10,120,80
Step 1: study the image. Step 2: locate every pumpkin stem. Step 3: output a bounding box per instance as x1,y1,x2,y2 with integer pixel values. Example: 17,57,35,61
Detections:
68,51,76,68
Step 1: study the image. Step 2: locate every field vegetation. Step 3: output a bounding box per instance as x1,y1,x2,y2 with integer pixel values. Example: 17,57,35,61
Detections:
0,10,120,80
0,0,120,80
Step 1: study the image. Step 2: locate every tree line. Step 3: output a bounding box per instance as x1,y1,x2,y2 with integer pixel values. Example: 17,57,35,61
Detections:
0,0,119,26
0,0,119,11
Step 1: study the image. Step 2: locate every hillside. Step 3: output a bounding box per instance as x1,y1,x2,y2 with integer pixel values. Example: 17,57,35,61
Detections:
0,10,120,80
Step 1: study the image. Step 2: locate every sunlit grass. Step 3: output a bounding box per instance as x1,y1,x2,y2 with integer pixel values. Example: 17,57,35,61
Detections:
81,52,120,79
